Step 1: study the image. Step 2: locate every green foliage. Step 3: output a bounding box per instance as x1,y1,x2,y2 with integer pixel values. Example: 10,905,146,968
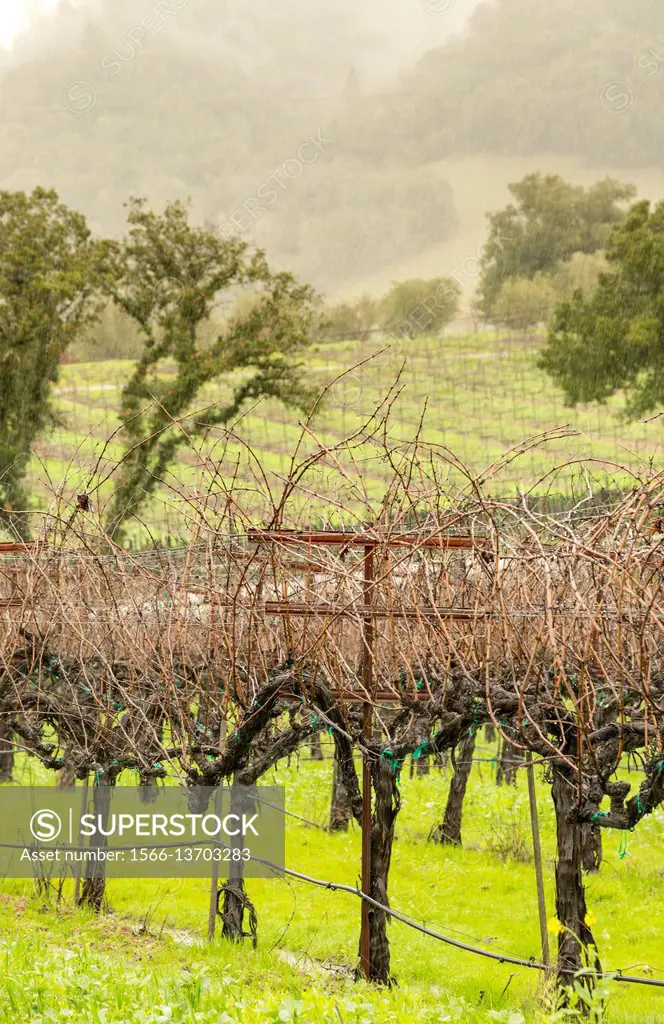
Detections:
491,274,555,333
0,187,106,537
320,294,379,341
539,199,664,418
104,198,320,540
379,277,460,338
490,253,607,334
547,955,611,1023
478,175,635,317
549,252,607,302
321,275,462,344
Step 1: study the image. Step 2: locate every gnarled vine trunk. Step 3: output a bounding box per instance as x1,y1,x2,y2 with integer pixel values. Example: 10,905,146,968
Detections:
57,763,76,787
79,781,113,912
552,763,600,1000
329,744,353,831
581,822,603,873
310,731,324,760
330,729,362,830
218,783,258,945
430,728,476,845
219,875,257,947
496,738,520,785
362,756,400,985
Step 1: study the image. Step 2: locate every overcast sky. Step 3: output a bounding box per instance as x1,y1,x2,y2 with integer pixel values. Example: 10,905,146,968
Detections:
0,0,58,47
0,0,482,69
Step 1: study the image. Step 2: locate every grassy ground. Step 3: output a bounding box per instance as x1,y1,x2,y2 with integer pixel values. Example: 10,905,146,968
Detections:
2,746,663,1023
32,331,661,541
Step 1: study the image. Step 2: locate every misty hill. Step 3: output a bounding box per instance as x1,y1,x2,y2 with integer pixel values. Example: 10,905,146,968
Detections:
3,0,663,302
0,0,469,294
349,0,664,168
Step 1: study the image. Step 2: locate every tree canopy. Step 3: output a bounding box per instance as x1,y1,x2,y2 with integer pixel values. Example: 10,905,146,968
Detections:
379,277,460,338
0,187,105,536
540,198,664,417
477,174,635,317
104,198,320,540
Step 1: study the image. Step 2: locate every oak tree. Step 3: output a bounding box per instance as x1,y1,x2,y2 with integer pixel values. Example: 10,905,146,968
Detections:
540,198,664,417
104,199,320,540
0,187,105,537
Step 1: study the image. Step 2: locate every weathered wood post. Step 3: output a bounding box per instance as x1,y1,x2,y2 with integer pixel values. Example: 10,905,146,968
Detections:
359,542,374,979
526,752,550,969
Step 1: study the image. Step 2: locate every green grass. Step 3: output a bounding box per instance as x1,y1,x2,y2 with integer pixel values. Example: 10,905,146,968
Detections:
30,332,662,540
2,749,663,1022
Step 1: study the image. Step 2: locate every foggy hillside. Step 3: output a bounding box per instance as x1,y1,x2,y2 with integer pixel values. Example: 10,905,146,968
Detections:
358,0,664,166
1,0,663,297
6,0,481,89
0,0,484,292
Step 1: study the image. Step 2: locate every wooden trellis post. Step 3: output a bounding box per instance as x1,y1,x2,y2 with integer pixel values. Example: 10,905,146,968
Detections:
526,752,550,968
208,724,227,941
360,542,374,978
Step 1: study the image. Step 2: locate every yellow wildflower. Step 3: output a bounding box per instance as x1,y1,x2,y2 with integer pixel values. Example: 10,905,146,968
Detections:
547,917,563,936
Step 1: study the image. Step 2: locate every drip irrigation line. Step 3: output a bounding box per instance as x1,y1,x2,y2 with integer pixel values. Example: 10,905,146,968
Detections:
3,836,663,988
251,856,664,989
245,856,664,991
257,789,543,961
253,794,327,831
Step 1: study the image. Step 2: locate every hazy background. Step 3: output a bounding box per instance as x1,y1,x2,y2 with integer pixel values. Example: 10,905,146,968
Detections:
2,0,664,302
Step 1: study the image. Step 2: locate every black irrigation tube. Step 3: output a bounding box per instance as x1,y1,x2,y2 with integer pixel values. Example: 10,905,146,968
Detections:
2,840,663,989
257,859,664,989
254,796,327,831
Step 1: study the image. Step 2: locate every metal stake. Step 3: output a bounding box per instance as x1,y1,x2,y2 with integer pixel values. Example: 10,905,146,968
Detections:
526,752,550,967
